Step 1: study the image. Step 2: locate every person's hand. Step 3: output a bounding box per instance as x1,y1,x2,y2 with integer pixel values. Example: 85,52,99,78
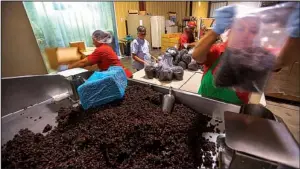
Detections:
57,65,69,72
184,43,188,49
212,5,236,35
287,2,300,38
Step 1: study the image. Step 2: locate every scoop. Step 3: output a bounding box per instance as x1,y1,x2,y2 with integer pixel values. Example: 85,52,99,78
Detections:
162,87,175,113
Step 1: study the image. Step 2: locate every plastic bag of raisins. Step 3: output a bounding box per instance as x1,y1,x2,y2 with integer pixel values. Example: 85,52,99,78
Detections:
214,3,296,93
172,66,184,80
188,59,200,71
166,47,179,57
157,53,174,81
144,53,156,79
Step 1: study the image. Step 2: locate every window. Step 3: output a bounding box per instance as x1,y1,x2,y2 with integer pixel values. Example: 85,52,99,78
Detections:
23,2,119,72
209,2,228,18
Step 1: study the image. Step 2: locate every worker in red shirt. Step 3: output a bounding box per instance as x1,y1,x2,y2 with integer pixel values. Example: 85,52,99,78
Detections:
58,30,132,78
178,21,197,50
192,3,300,105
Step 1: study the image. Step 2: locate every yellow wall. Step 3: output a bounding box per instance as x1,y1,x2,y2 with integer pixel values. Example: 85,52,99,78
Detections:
114,2,139,38
192,1,208,18
114,1,189,38
146,1,188,24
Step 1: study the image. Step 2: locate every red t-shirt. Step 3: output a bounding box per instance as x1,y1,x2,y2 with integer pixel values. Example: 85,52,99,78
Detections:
200,42,250,104
179,33,188,50
87,44,132,78
178,31,195,50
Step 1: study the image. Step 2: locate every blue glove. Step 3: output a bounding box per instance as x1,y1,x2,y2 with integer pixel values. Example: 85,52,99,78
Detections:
212,5,236,35
287,2,300,37
57,65,68,72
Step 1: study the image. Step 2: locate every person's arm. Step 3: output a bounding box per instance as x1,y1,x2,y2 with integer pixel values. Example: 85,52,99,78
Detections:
68,47,103,69
132,53,146,64
192,5,235,63
179,35,188,49
192,31,219,63
147,41,157,61
151,55,158,61
68,57,93,69
187,41,197,47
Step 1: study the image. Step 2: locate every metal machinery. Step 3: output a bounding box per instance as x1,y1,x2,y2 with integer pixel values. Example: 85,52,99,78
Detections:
2,71,299,169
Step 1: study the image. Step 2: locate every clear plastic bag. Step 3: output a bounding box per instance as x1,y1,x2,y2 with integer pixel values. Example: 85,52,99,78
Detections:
144,53,157,79
182,54,192,65
173,54,181,65
157,53,174,81
162,53,174,67
188,59,200,71
178,49,188,58
172,66,184,80
158,67,173,81
166,47,179,57
144,53,155,66
145,65,155,79
178,61,187,70
215,3,296,93
153,61,162,79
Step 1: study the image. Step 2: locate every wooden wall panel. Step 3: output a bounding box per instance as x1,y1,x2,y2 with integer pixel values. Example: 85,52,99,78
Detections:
146,1,188,25
192,1,208,18
114,2,139,38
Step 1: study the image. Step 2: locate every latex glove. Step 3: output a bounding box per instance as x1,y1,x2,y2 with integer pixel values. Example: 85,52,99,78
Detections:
183,43,188,49
287,2,300,37
212,5,236,35
57,65,68,72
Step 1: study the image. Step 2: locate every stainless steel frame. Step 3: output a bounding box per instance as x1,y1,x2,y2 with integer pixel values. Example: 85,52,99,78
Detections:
2,74,71,116
2,71,298,169
225,111,299,169
1,71,240,145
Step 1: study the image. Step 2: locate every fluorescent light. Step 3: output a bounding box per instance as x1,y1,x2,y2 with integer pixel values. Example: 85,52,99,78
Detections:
261,37,268,42
272,30,281,34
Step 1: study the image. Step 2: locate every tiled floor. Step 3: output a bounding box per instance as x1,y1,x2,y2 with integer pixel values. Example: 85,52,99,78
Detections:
266,100,299,143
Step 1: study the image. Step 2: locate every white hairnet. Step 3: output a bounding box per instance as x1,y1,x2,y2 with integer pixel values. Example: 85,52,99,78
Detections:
92,30,113,44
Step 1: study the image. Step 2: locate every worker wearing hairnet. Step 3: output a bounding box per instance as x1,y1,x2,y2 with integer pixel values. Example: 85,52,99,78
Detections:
58,30,132,78
131,26,156,71
192,2,300,105
178,21,197,50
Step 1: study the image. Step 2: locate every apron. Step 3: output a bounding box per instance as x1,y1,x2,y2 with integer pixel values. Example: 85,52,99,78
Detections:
198,57,243,105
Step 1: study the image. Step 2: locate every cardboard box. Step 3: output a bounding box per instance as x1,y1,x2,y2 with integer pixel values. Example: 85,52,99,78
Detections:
139,11,146,15
128,10,138,14
69,41,86,52
161,38,170,44
166,26,178,34
169,37,180,43
168,12,177,23
56,47,81,64
45,48,59,70
162,33,181,38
